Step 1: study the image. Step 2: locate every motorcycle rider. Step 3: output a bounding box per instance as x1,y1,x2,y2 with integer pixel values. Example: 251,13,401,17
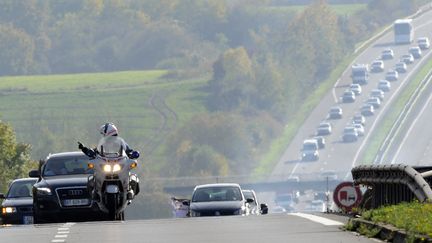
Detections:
78,122,140,200
79,122,137,159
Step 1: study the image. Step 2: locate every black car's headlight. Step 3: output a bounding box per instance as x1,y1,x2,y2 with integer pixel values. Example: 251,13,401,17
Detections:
190,210,200,217
2,207,17,214
36,187,52,196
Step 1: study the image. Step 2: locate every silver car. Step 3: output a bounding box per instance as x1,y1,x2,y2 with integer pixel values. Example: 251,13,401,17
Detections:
317,122,332,136
418,37,430,50
361,103,374,116
401,54,414,64
370,89,384,101
378,80,391,92
385,69,398,81
350,84,362,96
353,123,365,136
409,46,422,59
343,126,358,142
381,49,394,60
394,62,407,73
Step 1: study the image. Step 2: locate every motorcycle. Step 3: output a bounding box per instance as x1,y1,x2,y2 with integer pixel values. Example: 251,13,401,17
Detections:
79,136,140,220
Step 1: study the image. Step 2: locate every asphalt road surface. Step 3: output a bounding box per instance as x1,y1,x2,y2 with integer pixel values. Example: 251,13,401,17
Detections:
271,8,432,183
0,213,378,243
389,77,432,165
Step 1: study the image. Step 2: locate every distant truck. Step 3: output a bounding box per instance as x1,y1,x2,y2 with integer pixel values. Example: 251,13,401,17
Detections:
351,64,369,85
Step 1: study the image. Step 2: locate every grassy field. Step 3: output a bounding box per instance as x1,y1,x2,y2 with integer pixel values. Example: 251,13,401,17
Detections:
0,70,209,167
263,4,367,16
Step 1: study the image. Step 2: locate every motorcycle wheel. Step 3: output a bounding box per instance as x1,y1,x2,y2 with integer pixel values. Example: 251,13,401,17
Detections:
107,194,117,220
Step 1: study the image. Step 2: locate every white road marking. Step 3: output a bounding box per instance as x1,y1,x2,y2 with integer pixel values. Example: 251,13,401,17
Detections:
289,212,344,226
391,90,432,163
51,223,75,243
333,78,341,102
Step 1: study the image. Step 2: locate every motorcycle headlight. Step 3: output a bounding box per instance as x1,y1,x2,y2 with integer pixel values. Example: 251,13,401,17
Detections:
36,187,52,196
112,164,121,172
190,210,200,217
2,207,17,214
103,164,121,173
103,164,112,173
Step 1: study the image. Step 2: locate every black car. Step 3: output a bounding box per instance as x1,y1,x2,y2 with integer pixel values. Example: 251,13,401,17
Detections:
30,151,106,223
0,178,37,224
189,183,252,217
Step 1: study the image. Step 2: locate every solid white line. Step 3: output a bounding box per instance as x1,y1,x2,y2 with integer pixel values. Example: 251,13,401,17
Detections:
333,78,341,102
55,235,68,238
289,213,344,226
391,91,432,163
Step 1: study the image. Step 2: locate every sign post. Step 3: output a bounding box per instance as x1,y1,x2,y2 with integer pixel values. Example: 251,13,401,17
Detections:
333,181,362,213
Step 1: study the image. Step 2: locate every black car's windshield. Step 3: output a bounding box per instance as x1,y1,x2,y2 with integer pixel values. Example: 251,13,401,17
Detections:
192,186,242,202
43,156,94,176
6,180,37,198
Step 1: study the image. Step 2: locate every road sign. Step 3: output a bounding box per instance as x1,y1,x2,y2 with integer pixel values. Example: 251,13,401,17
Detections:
333,181,362,212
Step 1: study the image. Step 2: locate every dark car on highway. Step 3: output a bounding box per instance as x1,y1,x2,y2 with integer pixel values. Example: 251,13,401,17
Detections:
343,126,358,143
342,90,355,103
1,178,37,224
328,106,342,119
30,151,105,223
189,183,252,217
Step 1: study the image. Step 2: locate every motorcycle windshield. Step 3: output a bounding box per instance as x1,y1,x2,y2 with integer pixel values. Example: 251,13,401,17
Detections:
97,136,126,158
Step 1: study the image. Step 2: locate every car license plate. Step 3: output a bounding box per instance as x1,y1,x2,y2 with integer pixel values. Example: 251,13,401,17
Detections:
63,199,90,206
23,216,33,224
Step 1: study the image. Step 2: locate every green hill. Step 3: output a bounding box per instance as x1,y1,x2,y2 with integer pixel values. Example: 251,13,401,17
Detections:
0,70,209,169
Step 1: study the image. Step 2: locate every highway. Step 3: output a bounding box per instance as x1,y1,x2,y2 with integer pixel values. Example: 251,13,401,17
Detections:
389,76,432,165
270,8,432,183
0,213,376,243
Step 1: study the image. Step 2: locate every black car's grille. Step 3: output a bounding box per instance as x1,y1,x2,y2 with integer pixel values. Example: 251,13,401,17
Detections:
18,206,33,213
55,187,91,207
199,210,236,216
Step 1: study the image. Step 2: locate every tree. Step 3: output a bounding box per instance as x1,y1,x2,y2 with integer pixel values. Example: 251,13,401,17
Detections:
0,121,36,192
208,47,255,111
0,24,36,75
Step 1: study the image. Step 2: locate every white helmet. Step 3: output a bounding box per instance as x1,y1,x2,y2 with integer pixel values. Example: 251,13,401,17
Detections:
99,123,118,137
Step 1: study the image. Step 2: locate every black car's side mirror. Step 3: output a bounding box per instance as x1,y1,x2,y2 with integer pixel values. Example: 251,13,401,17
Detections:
246,198,254,203
260,203,268,215
0,193,5,199
29,169,40,178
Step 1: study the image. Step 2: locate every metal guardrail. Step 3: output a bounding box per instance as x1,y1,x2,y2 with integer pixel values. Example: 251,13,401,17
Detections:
352,164,432,209
373,67,432,164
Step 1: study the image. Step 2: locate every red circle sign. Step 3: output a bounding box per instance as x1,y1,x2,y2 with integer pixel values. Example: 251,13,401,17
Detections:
333,181,362,212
